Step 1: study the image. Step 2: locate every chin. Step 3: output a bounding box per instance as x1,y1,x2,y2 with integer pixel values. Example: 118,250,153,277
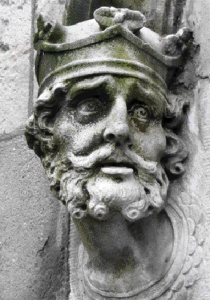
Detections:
64,168,166,222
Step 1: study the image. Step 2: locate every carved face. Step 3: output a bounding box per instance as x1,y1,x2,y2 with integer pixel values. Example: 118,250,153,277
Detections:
50,74,169,221
54,75,167,160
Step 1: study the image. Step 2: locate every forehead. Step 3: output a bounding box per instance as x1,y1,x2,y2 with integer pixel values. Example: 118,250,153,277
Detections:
67,75,167,110
69,75,138,95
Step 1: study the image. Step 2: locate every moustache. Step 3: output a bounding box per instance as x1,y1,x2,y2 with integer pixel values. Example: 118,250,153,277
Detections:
60,145,168,222
66,144,157,175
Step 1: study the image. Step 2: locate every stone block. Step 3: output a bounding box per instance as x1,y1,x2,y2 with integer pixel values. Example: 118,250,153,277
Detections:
184,0,210,78
0,0,32,134
0,135,68,300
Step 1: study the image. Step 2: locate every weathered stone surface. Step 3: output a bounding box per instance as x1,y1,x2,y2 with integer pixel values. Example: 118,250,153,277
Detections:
191,80,210,300
0,0,210,299
63,0,186,34
183,0,210,78
26,5,201,299
31,0,66,111
182,1,210,298
0,135,68,300
0,0,31,134
35,0,66,23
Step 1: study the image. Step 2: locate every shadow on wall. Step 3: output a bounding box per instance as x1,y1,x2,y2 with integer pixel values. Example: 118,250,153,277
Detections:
63,0,187,34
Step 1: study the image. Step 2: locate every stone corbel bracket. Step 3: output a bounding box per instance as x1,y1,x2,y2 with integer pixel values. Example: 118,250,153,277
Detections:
26,6,204,300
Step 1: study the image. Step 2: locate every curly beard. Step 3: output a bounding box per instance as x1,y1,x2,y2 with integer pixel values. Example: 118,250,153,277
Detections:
46,144,169,222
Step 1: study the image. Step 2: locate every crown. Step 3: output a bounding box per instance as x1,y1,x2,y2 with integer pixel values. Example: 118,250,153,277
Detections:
34,7,191,96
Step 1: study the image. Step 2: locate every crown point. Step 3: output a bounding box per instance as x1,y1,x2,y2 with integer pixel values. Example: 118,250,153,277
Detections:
94,7,146,32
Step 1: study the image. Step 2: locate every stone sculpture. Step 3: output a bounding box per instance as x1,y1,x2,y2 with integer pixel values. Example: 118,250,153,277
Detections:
25,5,205,300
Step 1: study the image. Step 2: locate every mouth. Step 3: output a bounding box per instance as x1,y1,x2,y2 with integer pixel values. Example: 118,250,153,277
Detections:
99,162,137,176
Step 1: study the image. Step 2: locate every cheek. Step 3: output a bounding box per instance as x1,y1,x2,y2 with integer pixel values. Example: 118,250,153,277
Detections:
53,118,104,155
132,123,166,162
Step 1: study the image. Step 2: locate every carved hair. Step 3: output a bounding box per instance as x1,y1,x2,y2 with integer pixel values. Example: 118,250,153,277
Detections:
25,80,188,179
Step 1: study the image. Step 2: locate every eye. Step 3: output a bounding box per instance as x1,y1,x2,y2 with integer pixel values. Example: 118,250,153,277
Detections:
133,106,149,121
129,103,150,122
128,102,150,131
71,96,108,124
76,98,102,116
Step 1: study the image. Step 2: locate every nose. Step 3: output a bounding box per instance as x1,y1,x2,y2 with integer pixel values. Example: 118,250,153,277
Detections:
103,95,131,147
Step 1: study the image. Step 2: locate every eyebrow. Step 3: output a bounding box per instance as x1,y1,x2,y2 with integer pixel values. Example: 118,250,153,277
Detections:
132,81,167,116
69,76,115,99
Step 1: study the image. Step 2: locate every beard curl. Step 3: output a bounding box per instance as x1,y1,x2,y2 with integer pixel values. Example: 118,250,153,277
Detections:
49,145,169,222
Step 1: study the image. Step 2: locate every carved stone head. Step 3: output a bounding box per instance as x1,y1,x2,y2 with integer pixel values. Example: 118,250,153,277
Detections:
25,7,201,300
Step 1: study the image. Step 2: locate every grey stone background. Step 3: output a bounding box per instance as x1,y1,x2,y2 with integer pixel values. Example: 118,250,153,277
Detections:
0,0,210,299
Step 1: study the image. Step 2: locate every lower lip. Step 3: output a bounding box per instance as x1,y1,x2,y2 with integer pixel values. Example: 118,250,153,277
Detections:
101,166,134,175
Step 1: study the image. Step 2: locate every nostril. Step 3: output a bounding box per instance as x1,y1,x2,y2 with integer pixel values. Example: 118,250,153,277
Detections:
126,138,132,147
106,133,115,142
116,141,121,147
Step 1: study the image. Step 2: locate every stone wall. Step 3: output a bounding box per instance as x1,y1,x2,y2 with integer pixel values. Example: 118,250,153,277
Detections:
182,1,210,298
0,0,210,299
0,1,69,299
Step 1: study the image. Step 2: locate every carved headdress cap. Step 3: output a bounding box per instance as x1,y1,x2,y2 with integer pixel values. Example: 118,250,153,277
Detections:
34,7,191,95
